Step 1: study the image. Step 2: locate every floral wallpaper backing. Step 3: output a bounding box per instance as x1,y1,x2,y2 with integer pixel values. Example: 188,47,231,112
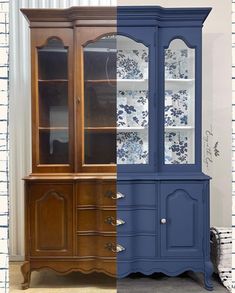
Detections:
116,47,149,164
164,42,194,165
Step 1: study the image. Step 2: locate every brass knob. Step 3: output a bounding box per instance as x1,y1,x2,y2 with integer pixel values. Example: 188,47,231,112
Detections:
116,192,125,199
104,216,116,226
116,219,125,226
105,217,125,226
116,244,125,253
104,191,125,200
105,243,125,253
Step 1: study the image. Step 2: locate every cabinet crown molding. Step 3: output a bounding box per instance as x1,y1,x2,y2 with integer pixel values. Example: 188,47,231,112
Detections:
21,6,211,27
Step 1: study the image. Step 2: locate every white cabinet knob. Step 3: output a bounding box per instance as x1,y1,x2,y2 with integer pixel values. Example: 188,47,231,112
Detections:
161,218,167,224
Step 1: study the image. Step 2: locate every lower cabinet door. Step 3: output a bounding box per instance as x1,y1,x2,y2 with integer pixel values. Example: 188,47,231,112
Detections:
28,183,73,256
160,181,205,258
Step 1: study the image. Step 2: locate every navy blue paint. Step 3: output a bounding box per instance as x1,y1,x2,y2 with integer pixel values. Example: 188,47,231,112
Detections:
160,182,204,258
117,6,212,291
117,26,156,173
158,27,202,172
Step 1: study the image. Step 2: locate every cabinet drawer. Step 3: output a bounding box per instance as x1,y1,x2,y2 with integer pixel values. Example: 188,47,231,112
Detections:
76,235,116,258
77,209,116,232
117,236,156,260
117,209,156,234
76,181,116,207
117,183,156,207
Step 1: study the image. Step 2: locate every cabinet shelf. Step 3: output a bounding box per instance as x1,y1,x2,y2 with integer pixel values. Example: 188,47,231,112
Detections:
84,48,117,53
85,79,116,84
38,48,67,53
85,79,148,84
117,127,148,132
38,79,68,82
39,127,68,131
165,126,194,130
84,126,148,133
84,127,116,133
165,78,194,83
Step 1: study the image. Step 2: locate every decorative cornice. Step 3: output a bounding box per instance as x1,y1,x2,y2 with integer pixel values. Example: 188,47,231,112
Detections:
21,6,211,27
117,6,211,24
21,6,117,24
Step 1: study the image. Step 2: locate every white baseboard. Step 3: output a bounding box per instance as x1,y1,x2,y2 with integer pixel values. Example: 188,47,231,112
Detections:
9,255,24,262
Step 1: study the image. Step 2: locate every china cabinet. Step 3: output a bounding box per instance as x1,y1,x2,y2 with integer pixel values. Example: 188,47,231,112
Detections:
21,5,212,291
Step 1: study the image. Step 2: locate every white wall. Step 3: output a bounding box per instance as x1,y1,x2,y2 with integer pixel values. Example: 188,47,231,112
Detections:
118,0,232,227
9,0,231,259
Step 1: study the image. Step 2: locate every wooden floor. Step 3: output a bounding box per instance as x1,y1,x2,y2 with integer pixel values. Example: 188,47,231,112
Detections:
10,262,227,293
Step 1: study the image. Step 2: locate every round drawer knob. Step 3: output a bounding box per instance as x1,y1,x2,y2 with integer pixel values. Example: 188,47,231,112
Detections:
161,218,167,224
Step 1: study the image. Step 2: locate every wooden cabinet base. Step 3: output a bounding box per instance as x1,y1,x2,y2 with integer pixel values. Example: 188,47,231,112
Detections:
21,259,116,289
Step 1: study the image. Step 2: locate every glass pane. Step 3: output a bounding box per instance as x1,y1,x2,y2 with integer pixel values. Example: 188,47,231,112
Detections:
83,35,116,165
38,38,68,80
38,37,69,164
39,82,68,127
84,131,116,164
39,130,68,164
116,35,149,165
164,39,195,164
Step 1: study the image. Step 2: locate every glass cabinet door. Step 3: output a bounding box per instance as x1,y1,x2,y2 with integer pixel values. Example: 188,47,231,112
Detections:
164,39,195,165
37,37,69,165
83,34,149,167
83,35,116,165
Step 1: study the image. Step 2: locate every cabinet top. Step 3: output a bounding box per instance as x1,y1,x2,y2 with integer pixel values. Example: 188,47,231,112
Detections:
21,6,211,28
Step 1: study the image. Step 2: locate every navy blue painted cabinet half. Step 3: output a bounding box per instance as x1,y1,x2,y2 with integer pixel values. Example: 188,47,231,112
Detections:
117,6,213,291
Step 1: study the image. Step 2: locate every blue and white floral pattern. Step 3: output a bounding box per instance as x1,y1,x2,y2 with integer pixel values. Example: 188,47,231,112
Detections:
117,90,148,127
117,131,148,164
165,48,189,79
116,47,149,164
117,49,148,79
165,131,189,164
165,89,188,126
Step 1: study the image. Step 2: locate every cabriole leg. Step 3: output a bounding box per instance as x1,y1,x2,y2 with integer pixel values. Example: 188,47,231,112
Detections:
204,261,213,291
21,261,31,290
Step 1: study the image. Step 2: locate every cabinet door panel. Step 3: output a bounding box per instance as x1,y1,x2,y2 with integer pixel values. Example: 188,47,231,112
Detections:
76,27,116,173
28,183,73,256
160,182,204,257
31,29,74,173
116,26,156,173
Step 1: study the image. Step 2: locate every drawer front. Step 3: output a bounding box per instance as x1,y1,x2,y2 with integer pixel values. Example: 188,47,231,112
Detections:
117,236,156,260
117,183,156,207
77,209,116,232
76,181,116,207
76,235,116,258
117,209,156,234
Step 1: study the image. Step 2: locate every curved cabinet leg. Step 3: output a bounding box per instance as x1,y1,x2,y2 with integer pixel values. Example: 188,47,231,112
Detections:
204,261,213,291
21,261,31,290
